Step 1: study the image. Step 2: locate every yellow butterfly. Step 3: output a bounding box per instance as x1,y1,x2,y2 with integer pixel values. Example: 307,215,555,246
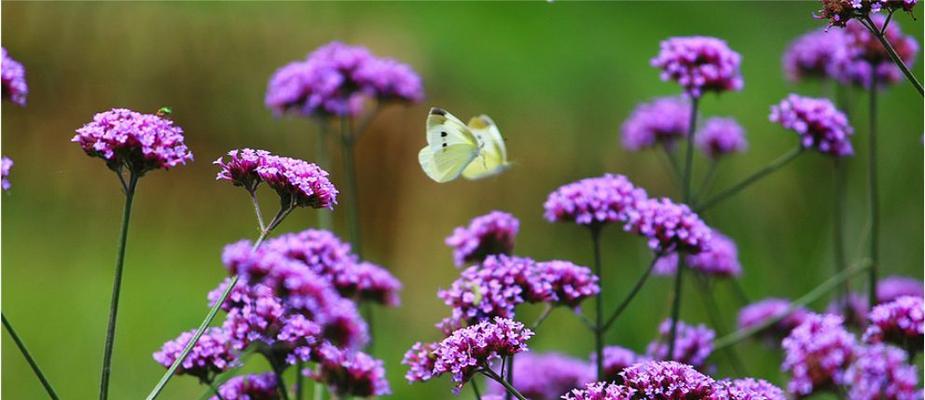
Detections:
418,107,510,183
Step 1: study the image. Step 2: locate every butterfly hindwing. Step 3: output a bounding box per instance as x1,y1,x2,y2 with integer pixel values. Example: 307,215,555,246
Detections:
462,115,510,180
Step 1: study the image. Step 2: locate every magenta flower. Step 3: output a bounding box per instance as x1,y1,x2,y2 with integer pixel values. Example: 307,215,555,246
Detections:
645,319,715,371
445,211,519,267
544,174,648,227
437,255,537,329
485,352,594,400
712,378,786,400
535,260,600,308
653,232,742,278
843,343,921,400
1,48,27,106
215,149,337,209
212,373,279,400
651,36,743,98
782,313,857,397
309,343,390,397
863,296,924,351
402,341,438,383
620,360,716,398
695,117,748,159
563,382,636,400
877,276,924,304
827,292,870,328
590,345,643,384
73,108,193,175
770,94,854,157
430,317,534,392
1,156,12,191
832,16,919,88
620,97,691,151
783,28,851,82
738,298,812,343
354,57,425,103
153,327,236,383
624,197,712,254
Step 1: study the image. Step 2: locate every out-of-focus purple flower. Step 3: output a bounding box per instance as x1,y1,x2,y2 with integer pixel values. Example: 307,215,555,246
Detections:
1,156,12,191
562,382,636,400
652,232,742,278
591,345,643,384
535,260,600,308
402,341,438,383
620,360,716,398
485,352,594,400
827,292,869,328
695,117,748,159
430,317,534,392
446,211,519,267
844,343,921,400
212,373,279,400
1,48,27,106
783,28,851,82
73,108,193,175
265,41,422,117
738,298,812,343
153,327,236,383
620,97,690,151
645,319,715,371
544,174,648,227
877,276,924,304
215,149,338,209
832,16,919,88
817,0,919,27
624,197,712,254
309,343,390,397
712,378,787,400
864,296,924,351
770,94,854,157
651,36,744,98
337,261,402,306
782,313,857,397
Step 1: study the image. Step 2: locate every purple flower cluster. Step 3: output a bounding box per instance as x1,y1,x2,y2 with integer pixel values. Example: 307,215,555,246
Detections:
620,97,691,151
783,28,850,82
445,211,519,267
536,260,601,308
653,232,742,278
827,292,870,328
770,94,854,157
212,373,279,400
695,117,748,159
833,16,919,88
877,276,924,304
645,319,715,370
738,298,811,342
620,360,716,398
215,149,338,209
485,352,594,400
402,341,438,383
863,296,924,350
544,173,648,227
712,378,786,400
1,156,12,191
817,0,918,27
563,382,635,400
624,197,713,254
651,36,744,98
265,41,423,117
153,327,236,383
844,344,921,400
73,108,193,175
309,342,390,397
591,345,643,383
1,48,27,106
781,313,857,396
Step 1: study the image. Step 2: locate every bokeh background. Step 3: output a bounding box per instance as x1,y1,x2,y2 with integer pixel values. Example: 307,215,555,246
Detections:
2,2,922,399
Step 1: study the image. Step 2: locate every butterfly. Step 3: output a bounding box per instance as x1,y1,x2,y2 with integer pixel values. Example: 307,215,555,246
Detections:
418,107,510,183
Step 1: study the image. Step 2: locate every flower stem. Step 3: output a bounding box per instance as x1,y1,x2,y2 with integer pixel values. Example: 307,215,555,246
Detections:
471,379,483,400
867,69,880,308
482,368,527,400
692,274,747,375
713,258,872,350
530,304,555,330
271,363,291,400
99,172,138,400
314,120,332,230
601,254,661,332
295,361,304,400
2,313,60,399
696,147,803,212
208,380,225,400
682,97,699,202
666,257,685,359
589,226,604,381
504,356,514,400
863,15,924,96
833,158,849,310
340,116,362,258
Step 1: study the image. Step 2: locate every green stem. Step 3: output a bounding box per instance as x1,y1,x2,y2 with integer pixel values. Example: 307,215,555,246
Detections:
590,226,604,381
601,254,661,332
682,97,699,202
340,117,362,257
99,172,138,400
693,160,719,204
313,381,325,400
729,279,751,306
863,15,924,96
833,158,849,309
315,120,332,230
714,258,873,350
867,68,880,308
693,274,747,375
666,257,685,359
2,314,61,399
471,379,483,400
482,368,527,400
295,361,304,400
271,363,291,400
208,380,225,400
504,356,514,400
530,304,555,330
696,147,803,212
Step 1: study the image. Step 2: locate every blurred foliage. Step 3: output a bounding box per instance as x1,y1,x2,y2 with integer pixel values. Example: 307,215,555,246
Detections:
2,2,922,399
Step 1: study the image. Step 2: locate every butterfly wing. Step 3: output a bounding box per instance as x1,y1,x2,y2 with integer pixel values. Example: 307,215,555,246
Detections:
427,107,479,151
420,108,481,183
462,114,510,180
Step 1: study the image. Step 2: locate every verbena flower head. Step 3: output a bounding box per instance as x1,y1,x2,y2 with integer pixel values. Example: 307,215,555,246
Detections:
535,260,600,308
437,255,537,329
212,373,279,400
620,97,691,151
620,360,716,398
431,317,534,392
817,0,919,27
310,343,390,397
877,276,924,304
402,341,438,383
544,174,647,227
738,298,812,343
843,343,921,400
653,232,742,278
782,313,857,397
153,327,236,383
770,94,854,157
591,345,643,384
624,197,712,254
563,382,636,400
485,352,594,400
832,16,919,88
712,378,787,400
1,156,12,191
215,149,337,209
1,48,27,106
651,36,744,98
863,296,924,350
445,211,519,267
695,117,748,159
783,28,851,82
73,108,193,175
645,319,715,370
827,292,870,328
265,41,422,117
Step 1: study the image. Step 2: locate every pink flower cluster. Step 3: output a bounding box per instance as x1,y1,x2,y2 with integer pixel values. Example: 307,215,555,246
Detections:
651,36,743,98
308,342,390,397
428,318,534,392
863,295,924,350
645,319,715,371
1,47,27,106
445,211,519,267
544,174,648,227
152,327,237,383
215,149,338,209
653,232,742,278
770,94,854,157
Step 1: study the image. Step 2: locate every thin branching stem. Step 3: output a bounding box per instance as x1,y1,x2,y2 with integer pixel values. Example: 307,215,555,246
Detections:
601,253,662,332
693,274,747,375
696,147,803,212
481,367,528,400
867,67,880,307
2,314,60,399
589,226,604,381
530,304,555,330
861,15,923,96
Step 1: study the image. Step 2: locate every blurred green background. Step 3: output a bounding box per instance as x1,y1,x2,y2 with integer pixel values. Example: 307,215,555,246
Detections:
2,2,922,399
